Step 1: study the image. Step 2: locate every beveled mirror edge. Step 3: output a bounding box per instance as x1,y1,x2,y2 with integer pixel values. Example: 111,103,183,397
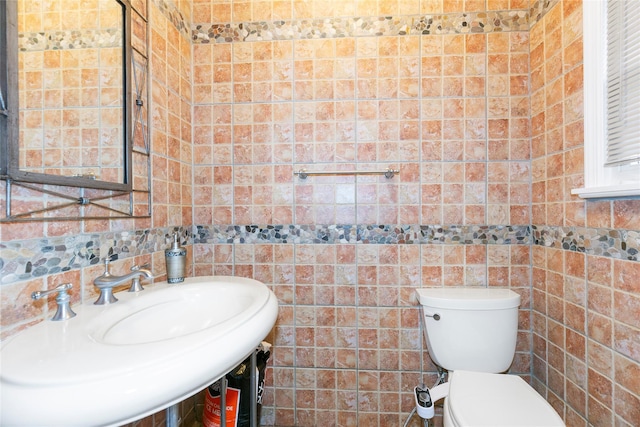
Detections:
1,0,133,192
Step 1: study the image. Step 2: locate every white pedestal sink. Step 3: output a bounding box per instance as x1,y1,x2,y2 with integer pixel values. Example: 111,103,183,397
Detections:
0,276,278,427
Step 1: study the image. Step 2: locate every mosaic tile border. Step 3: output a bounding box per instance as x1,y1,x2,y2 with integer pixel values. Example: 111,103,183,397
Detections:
191,0,559,44
529,0,560,25
192,10,530,44
18,29,122,52
144,0,559,44
532,225,640,262
138,0,559,44
152,0,191,40
20,0,557,49
0,226,189,285
194,224,531,245
2,223,638,285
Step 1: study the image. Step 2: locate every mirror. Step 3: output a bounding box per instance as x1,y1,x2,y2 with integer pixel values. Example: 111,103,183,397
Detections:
2,0,132,191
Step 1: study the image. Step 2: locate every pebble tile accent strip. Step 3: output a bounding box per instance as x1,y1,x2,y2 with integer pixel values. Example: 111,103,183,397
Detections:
1,224,637,285
145,0,560,44
149,0,559,44
533,225,639,261
152,0,191,40
193,224,532,245
529,0,560,25
0,227,189,285
191,0,559,44
18,29,123,52
192,11,529,44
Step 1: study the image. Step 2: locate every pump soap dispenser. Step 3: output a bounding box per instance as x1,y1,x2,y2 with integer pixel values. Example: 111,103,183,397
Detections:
165,232,186,283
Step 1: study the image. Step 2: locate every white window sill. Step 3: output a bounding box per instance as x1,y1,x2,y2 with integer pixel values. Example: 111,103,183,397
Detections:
572,183,640,199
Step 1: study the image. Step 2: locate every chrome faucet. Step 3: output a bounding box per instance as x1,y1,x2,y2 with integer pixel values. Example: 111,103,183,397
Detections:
32,283,77,321
93,259,153,305
128,263,151,292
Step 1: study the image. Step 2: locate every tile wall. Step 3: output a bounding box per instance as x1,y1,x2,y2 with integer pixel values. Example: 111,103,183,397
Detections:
2,0,197,425
529,2,640,426
1,0,639,426
190,1,536,425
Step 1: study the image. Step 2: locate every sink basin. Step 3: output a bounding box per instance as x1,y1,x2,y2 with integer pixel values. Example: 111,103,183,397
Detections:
0,276,278,426
90,282,257,345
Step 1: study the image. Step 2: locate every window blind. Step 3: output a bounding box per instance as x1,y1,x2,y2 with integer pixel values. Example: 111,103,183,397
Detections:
606,0,640,167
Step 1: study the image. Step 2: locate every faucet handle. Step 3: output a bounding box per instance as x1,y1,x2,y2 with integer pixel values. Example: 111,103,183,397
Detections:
131,263,150,271
128,263,150,292
32,282,72,300
32,283,77,321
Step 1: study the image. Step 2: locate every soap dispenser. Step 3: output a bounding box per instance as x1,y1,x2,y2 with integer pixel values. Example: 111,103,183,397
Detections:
165,232,186,283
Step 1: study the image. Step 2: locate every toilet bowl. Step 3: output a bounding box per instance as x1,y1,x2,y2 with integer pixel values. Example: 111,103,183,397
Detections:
443,370,564,427
415,287,565,427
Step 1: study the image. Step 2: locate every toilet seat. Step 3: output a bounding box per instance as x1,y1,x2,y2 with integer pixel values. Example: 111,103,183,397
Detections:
445,370,565,427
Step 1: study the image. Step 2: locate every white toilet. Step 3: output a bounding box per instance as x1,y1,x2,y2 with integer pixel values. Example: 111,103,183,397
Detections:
415,287,565,427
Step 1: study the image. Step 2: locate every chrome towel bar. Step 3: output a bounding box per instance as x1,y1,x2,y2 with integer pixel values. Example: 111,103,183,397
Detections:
294,167,399,180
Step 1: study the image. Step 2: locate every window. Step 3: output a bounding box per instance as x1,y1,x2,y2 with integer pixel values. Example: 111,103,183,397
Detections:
572,0,640,198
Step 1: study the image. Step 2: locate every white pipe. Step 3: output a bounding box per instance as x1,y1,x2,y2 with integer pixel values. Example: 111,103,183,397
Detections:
429,381,450,404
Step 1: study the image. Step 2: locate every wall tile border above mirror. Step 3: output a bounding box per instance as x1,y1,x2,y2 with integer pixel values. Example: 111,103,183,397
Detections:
190,0,558,44
152,0,191,40
151,0,559,45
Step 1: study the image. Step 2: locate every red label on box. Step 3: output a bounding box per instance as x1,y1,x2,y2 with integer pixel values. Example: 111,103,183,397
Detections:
203,386,241,427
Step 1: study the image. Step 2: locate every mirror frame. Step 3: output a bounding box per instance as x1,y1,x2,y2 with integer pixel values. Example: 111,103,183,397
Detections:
1,0,133,192
1,0,9,156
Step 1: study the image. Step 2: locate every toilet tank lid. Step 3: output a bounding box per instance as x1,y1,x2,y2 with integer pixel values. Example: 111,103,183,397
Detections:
415,287,521,310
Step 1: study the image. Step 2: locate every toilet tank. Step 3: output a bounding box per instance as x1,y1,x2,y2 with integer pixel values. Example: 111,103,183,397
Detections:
415,287,521,374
